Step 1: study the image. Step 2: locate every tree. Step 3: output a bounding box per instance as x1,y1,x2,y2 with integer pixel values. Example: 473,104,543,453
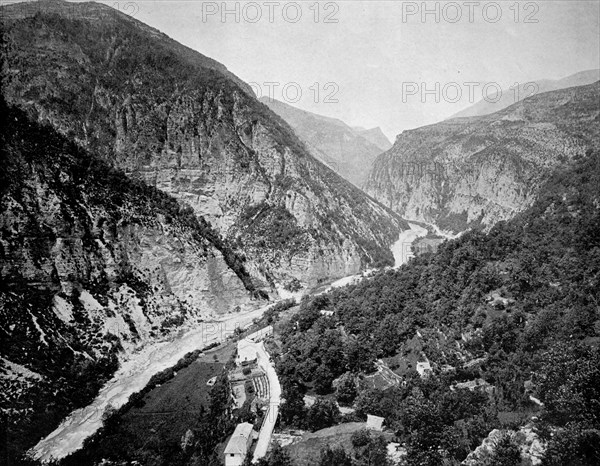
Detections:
319,446,352,466
280,384,306,428
483,433,522,466
336,373,358,406
351,429,372,448
255,442,293,466
314,364,335,395
306,397,340,431
542,426,600,466
353,432,390,466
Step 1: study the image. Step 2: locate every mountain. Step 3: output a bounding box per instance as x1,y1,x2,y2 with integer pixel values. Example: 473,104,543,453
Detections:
276,147,600,465
365,82,600,233
0,98,256,463
259,97,387,187
1,0,406,291
450,69,600,119
352,126,393,151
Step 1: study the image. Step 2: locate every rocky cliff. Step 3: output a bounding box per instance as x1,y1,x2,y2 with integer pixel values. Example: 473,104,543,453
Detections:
0,99,256,461
259,97,387,188
1,0,406,290
365,82,600,233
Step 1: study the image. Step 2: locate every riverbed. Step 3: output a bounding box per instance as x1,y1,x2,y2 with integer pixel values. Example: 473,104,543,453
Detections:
31,222,433,462
30,304,274,462
390,222,429,267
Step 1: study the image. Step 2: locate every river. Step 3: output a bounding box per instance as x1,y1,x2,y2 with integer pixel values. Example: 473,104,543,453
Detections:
30,222,434,462
31,305,272,462
390,222,429,267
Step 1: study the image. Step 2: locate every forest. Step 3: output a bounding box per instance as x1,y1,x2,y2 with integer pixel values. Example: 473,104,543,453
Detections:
268,149,600,465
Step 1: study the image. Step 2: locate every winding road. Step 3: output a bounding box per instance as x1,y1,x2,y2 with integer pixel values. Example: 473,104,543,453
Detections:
251,341,281,463
30,222,435,462
30,304,273,463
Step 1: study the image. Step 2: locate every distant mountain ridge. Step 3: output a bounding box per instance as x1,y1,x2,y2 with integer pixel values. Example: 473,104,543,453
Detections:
259,97,389,187
365,82,600,233
352,126,393,151
449,69,600,119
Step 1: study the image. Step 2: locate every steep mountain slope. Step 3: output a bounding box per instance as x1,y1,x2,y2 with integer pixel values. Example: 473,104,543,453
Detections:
365,82,600,233
259,97,387,187
450,69,600,119
0,99,255,463
277,147,600,465
1,0,406,290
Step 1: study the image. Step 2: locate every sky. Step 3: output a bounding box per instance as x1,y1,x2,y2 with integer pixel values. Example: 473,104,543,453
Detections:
84,1,600,140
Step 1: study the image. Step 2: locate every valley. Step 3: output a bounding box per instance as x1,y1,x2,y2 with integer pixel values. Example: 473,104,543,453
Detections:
1,1,599,465
30,303,269,463
28,220,425,463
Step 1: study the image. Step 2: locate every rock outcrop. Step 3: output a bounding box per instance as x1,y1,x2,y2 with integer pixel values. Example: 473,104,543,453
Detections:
0,100,254,460
365,82,600,233
1,0,406,288
462,427,545,465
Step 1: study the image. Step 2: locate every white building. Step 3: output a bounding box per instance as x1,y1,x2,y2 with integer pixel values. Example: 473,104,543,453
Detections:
416,361,432,378
224,422,254,466
366,414,384,431
237,339,258,366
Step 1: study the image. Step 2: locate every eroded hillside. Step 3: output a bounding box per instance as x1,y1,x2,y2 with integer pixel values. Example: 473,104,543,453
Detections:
365,82,600,233
1,0,406,290
0,100,254,462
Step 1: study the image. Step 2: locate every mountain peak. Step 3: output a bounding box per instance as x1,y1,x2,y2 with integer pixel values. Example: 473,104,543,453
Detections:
259,98,389,186
354,126,393,151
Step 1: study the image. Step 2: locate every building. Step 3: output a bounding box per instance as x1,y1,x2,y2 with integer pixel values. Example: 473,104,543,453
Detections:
452,378,495,395
224,422,254,466
319,310,334,317
366,414,384,431
237,339,258,366
416,361,432,378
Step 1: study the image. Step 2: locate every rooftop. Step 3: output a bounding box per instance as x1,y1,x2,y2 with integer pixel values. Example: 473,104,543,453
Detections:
224,422,254,455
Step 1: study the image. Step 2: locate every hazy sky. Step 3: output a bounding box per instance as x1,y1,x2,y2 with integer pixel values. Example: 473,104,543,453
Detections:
86,0,600,140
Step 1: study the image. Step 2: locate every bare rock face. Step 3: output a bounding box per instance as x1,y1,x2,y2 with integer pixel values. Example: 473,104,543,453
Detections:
0,102,253,452
1,0,406,288
365,83,600,233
